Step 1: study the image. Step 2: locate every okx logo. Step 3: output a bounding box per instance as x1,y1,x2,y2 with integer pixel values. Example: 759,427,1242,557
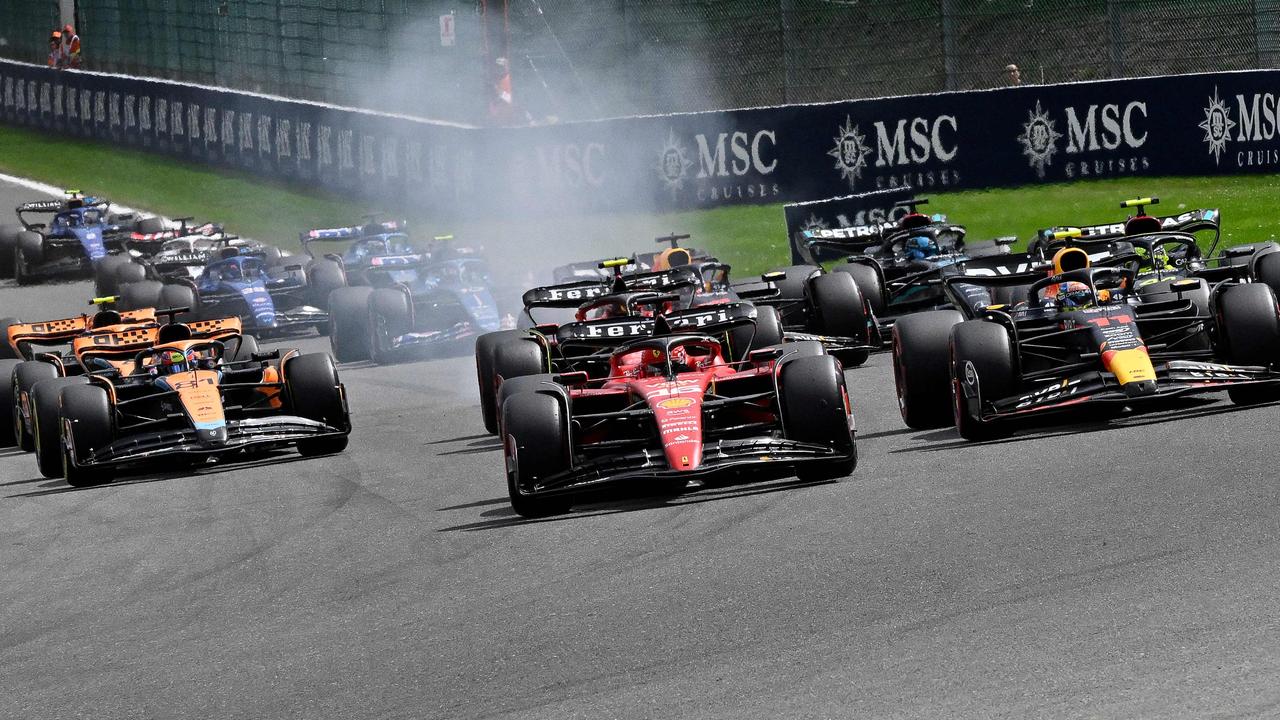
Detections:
1016,99,1148,180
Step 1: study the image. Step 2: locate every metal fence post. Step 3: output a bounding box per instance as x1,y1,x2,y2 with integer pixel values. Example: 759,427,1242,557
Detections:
942,0,956,91
1107,0,1123,77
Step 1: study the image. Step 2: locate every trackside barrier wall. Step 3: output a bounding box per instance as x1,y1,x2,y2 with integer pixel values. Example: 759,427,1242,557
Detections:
3,59,1280,218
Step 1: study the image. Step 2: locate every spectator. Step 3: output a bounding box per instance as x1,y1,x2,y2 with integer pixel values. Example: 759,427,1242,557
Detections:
61,24,81,69
1005,63,1021,86
47,30,62,67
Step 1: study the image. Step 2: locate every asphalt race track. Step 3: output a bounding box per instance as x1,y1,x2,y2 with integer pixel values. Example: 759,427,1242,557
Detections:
4,177,1280,720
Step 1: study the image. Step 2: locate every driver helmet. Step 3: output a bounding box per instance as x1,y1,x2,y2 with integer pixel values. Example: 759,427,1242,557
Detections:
223,262,242,280
905,235,937,261
159,350,192,375
654,247,692,271
1054,281,1094,309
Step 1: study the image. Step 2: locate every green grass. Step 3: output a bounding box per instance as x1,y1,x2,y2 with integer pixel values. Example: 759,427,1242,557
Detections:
2,123,1278,278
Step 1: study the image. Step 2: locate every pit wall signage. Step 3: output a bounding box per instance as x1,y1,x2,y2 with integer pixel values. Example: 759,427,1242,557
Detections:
2,60,1277,216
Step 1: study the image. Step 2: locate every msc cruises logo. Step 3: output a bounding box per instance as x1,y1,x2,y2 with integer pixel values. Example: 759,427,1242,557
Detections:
657,129,694,198
1016,100,1063,179
1199,86,1236,165
828,116,872,189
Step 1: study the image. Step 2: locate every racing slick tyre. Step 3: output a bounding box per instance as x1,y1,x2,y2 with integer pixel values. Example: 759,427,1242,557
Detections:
475,330,528,434
950,320,1016,441
60,384,114,487
13,360,58,451
118,280,164,311
1218,283,1280,405
492,336,548,416
502,390,572,518
114,261,147,286
159,283,198,319
833,262,886,319
0,316,21,360
33,376,89,478
0,359,20,447
14,231,44,285
93,255,130,296
328,286,374,362
0,224,20,278
1255,251,1280,301
892,309,963,429
369,288,413,365
780,354,856,481
307,259,347,310
135,216,168,235
768,264,822,300
806,271,870,367
232,334,260,362
260,245,284,268
285,353,350,457
727,305,783,362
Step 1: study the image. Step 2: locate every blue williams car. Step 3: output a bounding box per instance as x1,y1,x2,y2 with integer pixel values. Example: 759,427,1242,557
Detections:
183,249,339,337
0,191,150,285
310,222,504,363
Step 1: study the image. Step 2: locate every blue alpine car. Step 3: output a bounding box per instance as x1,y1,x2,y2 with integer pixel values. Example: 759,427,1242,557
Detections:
0,192,138,285
191,250,332,337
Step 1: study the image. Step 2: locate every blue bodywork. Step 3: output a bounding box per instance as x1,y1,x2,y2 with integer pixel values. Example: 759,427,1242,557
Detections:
195,254,326,335
13,196,131,280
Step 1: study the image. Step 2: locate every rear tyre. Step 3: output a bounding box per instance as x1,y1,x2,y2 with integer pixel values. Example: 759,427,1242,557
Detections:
232,334,260,362
33,377,89,478
492,337,548,419
285,353,351,456
159,283,198,319
1255,251,1280,300
368,288,413,365
119,280,164,311
833,262,886,318
806,271,870,367
0,316,21,360
767,264,822,300
60,384,114,487
328,286,374,362
780,354,856,481
892,309,963,429
13,360,59,451
0,359,20,447
502,391,572,518
727,305,783,362
94,255,130,296
950,320,1015,441
114,261,147,286
307,259,346,309
1218,283,1280,405
475,330,528,434
0,224,20,278
15,232,44,285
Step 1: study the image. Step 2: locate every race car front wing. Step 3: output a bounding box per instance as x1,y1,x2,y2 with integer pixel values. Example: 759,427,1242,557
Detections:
69,415,349,467
514,436,854,498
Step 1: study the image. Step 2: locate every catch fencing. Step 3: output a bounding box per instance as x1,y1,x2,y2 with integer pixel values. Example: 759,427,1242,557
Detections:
2,1,1278,125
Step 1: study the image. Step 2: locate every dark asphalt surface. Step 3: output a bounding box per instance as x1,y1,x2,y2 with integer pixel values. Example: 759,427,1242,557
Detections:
4,177,1280,719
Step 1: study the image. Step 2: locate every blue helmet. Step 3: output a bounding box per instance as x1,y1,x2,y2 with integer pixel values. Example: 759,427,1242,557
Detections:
905,235,937,260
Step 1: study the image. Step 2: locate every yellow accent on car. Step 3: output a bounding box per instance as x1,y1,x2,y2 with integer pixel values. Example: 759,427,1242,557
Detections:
600,257,631,268
1049,228,1083,240
1107,347,1156,385
1121,197,1157,208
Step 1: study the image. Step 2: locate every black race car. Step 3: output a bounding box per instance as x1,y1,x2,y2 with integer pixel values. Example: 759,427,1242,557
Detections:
892,243,1280,439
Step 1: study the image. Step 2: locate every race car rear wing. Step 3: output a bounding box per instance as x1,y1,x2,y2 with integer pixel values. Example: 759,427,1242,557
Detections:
554,302,759,349
522,280,612,309
300,219,408,256
73,316,244,360
1034,208,1221,256
6,308,158,357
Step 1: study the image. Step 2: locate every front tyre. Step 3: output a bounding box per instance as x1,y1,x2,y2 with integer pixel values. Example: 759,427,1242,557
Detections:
60,384,115,487
285,353,351,456
780,354,856,481
33,377,89,478
502,391,572,518
328,286,374,362
950,320,1015,441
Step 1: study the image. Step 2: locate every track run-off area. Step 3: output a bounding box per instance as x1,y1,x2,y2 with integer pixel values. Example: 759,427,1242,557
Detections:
4,177,1280,719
